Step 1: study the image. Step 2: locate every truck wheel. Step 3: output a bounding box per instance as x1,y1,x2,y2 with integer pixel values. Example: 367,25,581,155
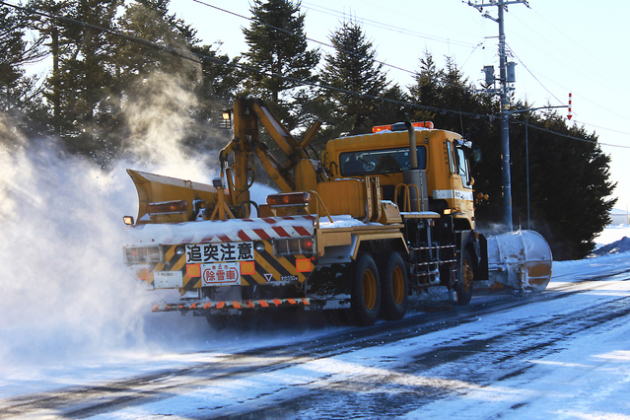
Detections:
456,248,474,305
380,252,408,321
350,253,381,326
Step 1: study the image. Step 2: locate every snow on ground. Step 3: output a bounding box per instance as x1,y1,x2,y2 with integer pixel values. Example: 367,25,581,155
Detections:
594,224,630,248
1,223,630,418
83,250,630,419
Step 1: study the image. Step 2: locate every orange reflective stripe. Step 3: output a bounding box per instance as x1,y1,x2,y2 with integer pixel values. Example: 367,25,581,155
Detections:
288,298,296,305
232,301,241,309
203,302,212,309
259,300,269,308
273,299,282,307
217,301,225,309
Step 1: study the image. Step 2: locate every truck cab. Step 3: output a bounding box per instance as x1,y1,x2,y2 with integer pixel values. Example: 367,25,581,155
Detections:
322,123,477,230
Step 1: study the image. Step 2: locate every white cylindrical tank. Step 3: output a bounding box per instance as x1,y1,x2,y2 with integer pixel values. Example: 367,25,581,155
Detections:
485,230,553,292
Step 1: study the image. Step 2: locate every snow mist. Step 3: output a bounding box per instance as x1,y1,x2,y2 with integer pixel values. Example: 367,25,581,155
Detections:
0,140,149,364
0,75,282,376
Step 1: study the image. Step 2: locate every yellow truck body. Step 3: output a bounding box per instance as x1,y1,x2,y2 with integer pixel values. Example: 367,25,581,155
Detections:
122,98,552,326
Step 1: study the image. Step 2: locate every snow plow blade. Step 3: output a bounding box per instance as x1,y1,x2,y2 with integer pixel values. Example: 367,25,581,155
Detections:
480,230,553,292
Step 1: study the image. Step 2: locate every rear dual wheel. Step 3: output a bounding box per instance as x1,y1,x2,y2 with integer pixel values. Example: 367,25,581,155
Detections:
350,253,381,326
349,252,409,326
379,252,409,321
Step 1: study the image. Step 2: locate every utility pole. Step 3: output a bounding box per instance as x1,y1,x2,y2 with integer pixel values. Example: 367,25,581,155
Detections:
465,0,530,232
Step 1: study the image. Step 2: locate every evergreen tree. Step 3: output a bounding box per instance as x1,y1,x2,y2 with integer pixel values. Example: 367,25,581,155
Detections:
0,4,46,141
241,0,319,113
0,5,44,110
25,0,237,162
408,52,616,259
372,84,412,126
28,0,121,162
408,51,442,121
187,43,242,150
320,20,388,136
194,44,240,102
114,1,242,154
510,112,616,259
114,0,199,85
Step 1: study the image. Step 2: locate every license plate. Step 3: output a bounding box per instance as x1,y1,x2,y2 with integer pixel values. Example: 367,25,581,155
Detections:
201,262,241,286
185,242,254,263
154,271,184,288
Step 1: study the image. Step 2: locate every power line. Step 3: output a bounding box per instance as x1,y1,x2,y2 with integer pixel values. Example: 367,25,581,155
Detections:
1,0,201,64
2,0,620,150
299,0,477,49
190,0,476,95
571,120,630,137
0,0,487,120
504,12,630,124
529,8,627,84
510,118,630,149
191,0,415,78
507,45,563,105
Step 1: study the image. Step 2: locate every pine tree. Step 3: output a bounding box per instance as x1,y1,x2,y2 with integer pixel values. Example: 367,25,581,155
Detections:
320,20,388,136
407,52,616,259
241,0,319,107
510,112,616,259
114,0,199,85
0,5,44,110
408,52,442,121
28,0,121,162
187,43,242,150
0,4,46,141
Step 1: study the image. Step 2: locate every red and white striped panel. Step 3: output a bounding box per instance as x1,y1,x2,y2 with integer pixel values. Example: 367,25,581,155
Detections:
124,215,316,246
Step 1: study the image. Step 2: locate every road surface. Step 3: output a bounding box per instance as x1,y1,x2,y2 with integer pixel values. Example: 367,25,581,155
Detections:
2,264,630,419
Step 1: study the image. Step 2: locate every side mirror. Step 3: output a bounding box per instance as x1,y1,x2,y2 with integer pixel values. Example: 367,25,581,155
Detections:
471,144,482,166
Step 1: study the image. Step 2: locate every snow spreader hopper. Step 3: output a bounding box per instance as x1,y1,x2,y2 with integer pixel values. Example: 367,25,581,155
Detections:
122,98,553,325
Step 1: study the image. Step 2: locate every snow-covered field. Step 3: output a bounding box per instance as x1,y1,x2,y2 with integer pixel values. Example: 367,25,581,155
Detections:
595,224,630,249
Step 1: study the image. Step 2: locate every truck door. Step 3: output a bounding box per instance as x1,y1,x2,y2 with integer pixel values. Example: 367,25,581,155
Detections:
453,143,475,221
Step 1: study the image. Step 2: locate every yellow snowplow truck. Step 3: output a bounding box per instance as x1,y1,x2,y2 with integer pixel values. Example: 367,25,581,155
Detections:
122,98,552,326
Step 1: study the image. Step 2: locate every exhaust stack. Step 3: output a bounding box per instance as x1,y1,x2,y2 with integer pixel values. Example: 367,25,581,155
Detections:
400,121,428,212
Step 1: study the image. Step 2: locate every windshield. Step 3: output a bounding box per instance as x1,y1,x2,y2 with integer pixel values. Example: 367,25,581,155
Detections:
340,146,427,176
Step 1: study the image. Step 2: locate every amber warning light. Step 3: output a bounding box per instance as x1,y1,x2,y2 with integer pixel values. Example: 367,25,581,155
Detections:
267,192,311,207
372,121,434,133
146,200,188,215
